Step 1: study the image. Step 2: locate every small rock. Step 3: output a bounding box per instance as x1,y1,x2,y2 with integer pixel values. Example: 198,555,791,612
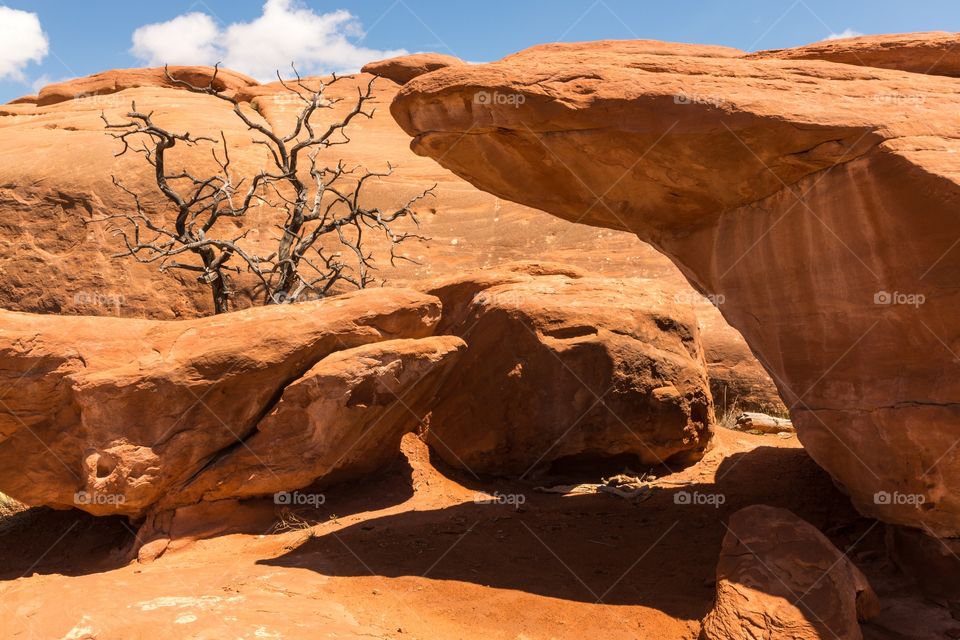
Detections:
701,505,879,639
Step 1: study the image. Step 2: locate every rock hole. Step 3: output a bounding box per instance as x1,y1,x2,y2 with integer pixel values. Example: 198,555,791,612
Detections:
95,453,117,478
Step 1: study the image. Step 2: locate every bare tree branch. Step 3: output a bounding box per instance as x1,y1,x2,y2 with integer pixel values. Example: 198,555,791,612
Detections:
90,66,433,313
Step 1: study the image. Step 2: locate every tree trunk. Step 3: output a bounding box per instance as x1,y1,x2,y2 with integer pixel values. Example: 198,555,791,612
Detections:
211,275,229,314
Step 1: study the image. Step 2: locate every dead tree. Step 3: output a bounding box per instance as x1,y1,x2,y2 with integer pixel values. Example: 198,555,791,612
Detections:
95,64,434,314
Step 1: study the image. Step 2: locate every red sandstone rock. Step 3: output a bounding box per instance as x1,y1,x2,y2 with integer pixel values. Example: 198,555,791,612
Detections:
0,288,443,517
701,505,879,639
390,36,960,535
423,264,713,474
35,66,259,106
176,336,464,506
751,31,960,77
0,65,780,474
362,53,465,85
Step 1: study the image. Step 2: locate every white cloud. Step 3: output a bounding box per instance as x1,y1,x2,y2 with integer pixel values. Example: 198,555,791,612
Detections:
131,12,221,67
129,0,407,81
823,28,865,41
0,6,49,82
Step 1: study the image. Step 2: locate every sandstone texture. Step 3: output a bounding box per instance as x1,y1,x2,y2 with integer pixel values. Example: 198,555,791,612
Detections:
33,66,259,106
390,36,960,536
701,505,879,640
177,336,465,505
751,31,960,77
422,263,713,474
362,53,465,84
0,288,458,517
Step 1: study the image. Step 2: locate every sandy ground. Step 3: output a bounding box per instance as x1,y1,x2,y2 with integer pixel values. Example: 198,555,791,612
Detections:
1,428,953,640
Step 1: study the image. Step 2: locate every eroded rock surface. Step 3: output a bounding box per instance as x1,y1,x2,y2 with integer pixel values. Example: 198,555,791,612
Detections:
362,53,465,85
0,288,449,517
701,505,879,640
751,31,960,77
36,66,259,106
422,263,713,475
390,36,960,535
177,336,464,506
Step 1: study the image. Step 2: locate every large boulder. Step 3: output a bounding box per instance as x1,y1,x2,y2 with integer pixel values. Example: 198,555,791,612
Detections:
390,36,960,535
176,336,465,506
701,505,880,639
362,53,465,85
0,288,458,517
422,263,713,474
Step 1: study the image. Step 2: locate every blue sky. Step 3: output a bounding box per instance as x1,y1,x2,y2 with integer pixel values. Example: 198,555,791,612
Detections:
1,0,958,102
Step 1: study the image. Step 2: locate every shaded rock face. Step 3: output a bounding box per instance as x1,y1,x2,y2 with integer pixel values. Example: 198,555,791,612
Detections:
362,53,465,85
390,36,960,536
701,505,879,640
0,288,460,517
698,307,786,416
422,263,713,475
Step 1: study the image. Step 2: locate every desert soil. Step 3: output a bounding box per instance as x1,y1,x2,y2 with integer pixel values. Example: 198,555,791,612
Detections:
2,428,942,640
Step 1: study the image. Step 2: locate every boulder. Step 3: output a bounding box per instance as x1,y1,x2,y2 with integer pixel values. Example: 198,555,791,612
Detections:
701,505,879,639
175,336,465,506
751,31,960,77
362,53,465,85
35,66,259,106
0,288,447,517
390,36,960,535
422,264,713,475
